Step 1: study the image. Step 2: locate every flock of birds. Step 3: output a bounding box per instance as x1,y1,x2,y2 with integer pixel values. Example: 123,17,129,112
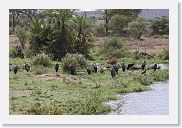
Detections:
12,59,158,80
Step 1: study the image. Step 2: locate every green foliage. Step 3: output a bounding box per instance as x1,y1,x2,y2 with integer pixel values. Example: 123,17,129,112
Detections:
14,26,28,49
102,37,130,59
158,48,169,60
104,36,123,50
28,10,92,60
9,46,17,58
110,14,128,36
62,53,87,73
32,65,49,75
27,102,63,115
94,24,106,37
29,20,52,55
152,69,169,81
151,16,169,35
133,75,153,86
74,90,111,114
32,53,52,67
127,17,150,39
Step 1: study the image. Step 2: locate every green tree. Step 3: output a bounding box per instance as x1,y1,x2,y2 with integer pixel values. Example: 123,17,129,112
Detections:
127,17,149,39
45,9,75,59
9,9,22,32
97,9,141,36
72,13,91,54
109,14,128,36
151,16,169,35
29,19,52,55
14,26,28,49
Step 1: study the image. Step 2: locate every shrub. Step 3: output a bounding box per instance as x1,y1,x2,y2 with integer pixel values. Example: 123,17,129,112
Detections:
101,37,130,59
62,53,87,73
24,48,32,58
110,15,128,36
133,75,153,86
14,26,28,49
32,53,52,67
151,69,169,81
127,17,150,39
74,90,111,114
104,37,123,51
158,48,169,60
94,24,106,37
9,46,17,58
151,16,169,35
33,65,49,75
27,102,63,115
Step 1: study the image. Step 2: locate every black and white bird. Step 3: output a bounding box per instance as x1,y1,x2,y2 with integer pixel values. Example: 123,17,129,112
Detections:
127,63,134,70
69,64,76,75
111,67,116,80
141,61,146,70
86,66,91,75
152,63,158,71
113,64,119,75
24,63,31,72
14,65,20,75
93,64,97,73
55,59,59,76
121,62,126,72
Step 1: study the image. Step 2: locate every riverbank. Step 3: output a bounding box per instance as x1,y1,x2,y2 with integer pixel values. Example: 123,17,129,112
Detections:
9,58,169,115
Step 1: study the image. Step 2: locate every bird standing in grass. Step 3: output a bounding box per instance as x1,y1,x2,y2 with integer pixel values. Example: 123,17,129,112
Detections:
152,63,158,71
69,64,76,75
93,64,97,73
111,67,116,80
55,59,59,76
14,65,20,75
86,66,91,75
113,64,119,75
141,61,146,70
24,63,31,75
127,63,134,70
121,62,126,72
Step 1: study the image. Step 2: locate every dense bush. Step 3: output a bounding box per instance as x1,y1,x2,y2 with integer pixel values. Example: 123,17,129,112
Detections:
127,17,150,39
32,53,52,67
151,69,169,81
133,75,153,86
151,16,169,35
94,24,106,37
104,37,123,50
109,15,128,36
75,90,111,114
102,37,130,59
9,46,17,58
158,48,169,60
14,26,28,49
62,53,87,73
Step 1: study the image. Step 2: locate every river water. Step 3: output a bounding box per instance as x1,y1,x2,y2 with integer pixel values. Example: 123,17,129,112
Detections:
107,63,169,115
107,81,169,115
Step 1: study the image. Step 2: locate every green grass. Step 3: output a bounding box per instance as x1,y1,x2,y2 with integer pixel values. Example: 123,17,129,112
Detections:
9,57,169,115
